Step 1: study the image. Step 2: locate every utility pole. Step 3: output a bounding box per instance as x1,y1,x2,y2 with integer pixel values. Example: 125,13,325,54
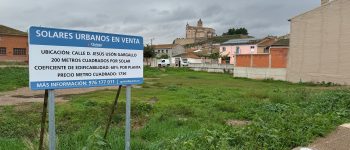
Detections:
150,38,155,46
150,38,155,66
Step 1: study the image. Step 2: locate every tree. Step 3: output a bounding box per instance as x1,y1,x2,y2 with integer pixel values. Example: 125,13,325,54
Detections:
227,28,236,35
144,44,156,66
158,54,169,59
234,28,248,35
208,52,220,60
223,27,248,35
208,52,220,64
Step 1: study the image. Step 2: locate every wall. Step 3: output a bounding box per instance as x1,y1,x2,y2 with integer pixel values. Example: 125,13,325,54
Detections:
252,54,269,67
234,67,287,80
143,58,157,67
154,48,171,57
188,63,234,73
271,47,288,68
236,48,288,68
170,57,202,65
234,48,288,80
0,35,28,62
257,47,265,53
287,0,350,84
171,45,185,57
235,55,251,67
174,38,195,45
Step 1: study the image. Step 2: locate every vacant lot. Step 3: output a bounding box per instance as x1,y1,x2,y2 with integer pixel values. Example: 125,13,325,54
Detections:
0,67,28,92
0,67,349,149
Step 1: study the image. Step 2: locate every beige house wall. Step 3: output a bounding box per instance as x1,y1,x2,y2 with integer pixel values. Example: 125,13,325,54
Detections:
287,0,350,84
257,47,265,53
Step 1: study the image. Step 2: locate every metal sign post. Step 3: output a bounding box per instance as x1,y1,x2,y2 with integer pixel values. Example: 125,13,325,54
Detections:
125,85,131,150
48,89,56,150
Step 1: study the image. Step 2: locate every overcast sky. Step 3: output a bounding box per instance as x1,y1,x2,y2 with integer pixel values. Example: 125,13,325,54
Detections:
0,0,319,44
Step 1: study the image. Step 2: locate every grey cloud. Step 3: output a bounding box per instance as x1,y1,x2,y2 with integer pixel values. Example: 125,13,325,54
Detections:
0,0,319,44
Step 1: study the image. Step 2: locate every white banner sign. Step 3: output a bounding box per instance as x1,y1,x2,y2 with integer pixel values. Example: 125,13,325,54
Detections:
29,26,144,90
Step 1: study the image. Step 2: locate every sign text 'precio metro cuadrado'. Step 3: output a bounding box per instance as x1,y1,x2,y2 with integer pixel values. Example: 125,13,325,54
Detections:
29,26,144,90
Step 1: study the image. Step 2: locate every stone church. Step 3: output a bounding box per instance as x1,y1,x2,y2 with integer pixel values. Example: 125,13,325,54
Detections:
175,19,216,45
186,19,215,39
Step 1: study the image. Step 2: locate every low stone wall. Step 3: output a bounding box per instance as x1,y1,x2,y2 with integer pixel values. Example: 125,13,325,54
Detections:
188,63,234,73
143,58,158,67
234,67,287,81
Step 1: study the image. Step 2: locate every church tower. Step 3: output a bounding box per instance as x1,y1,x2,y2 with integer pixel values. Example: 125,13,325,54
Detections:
197,19,203,27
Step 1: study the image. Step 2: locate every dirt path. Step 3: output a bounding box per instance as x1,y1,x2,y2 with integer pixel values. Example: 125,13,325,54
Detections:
0,65,28,68
308,124,350,150
0,86,119,106
294,123,350,150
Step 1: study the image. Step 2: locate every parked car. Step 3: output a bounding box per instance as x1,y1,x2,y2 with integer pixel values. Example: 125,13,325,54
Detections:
182,58,189,66
157,59,170,67
174,57,189,67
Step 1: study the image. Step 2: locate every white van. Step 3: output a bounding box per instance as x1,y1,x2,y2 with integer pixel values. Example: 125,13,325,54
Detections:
157,59,170,67
174,57,189,67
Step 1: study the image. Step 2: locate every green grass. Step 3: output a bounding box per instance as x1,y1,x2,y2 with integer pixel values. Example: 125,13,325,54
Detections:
0,61,28,66
0,67,29,92
0,67,349,149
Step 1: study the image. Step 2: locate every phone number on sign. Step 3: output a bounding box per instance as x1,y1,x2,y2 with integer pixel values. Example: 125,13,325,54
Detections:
88,79,115,85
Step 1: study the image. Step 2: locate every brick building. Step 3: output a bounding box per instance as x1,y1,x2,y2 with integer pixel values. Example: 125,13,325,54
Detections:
0,25,28,62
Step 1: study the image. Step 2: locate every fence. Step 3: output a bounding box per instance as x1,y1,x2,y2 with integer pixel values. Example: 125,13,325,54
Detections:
188,63,234,73
143,58,157,67
234,48,288,80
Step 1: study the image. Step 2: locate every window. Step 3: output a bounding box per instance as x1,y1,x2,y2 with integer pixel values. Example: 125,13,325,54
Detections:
158,50,160,53
264,46,270,53
0,47,6,55
13,48,26,55
225,57,230,64
166,50,168,53
236,47,240,54
222,47,226,52
162,50,164,53
250,46,255,49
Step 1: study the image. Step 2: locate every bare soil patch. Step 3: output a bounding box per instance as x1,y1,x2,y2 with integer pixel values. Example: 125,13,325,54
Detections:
0,86,119,106
226,119,251,127
147,96,159,104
